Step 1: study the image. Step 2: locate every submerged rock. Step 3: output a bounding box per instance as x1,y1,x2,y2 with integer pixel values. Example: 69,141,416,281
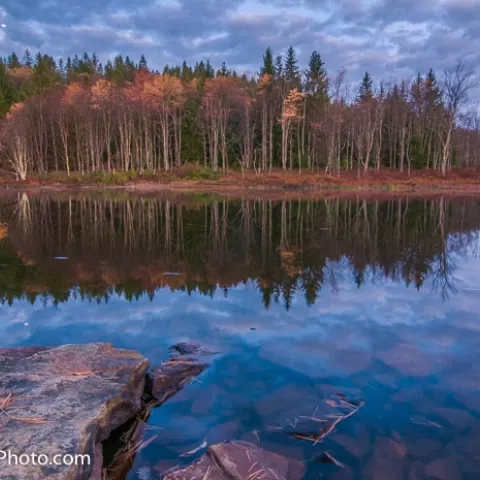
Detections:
163,441,305,480
148,357,209,406
0,343,149,480
168,342,219,358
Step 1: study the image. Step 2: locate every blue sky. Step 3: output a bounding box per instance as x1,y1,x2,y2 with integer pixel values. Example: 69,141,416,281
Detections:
0,0,479,96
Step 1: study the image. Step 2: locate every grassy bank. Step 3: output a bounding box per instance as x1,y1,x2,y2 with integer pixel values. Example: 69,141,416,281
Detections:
2,165,480,195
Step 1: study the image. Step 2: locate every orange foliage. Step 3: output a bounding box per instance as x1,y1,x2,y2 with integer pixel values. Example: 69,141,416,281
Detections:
137,74,186,111
62,82,86,106
90,79,112,106
282,88,306,120
258,73,272,91
6,102,25,119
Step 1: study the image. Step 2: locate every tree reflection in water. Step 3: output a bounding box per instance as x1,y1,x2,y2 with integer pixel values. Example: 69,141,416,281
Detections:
0,192,478,307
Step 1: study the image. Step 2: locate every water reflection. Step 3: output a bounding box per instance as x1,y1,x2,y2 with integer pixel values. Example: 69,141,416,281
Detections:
0,193,478,306
0,192,480,479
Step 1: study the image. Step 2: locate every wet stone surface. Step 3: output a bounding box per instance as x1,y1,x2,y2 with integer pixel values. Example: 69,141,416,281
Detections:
0,343,149,480
163,441,306,480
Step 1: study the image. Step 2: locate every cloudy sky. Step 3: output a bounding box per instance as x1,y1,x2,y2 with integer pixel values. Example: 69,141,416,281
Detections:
0,0,479,91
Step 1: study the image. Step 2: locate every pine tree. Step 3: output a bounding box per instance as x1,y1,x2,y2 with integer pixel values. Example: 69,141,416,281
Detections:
218,61,228,76
274,55,283,78
260,47,274,76
139,54,148,70
357,71,373,102
0,60,17,115
7,52,21,69
425,68,441,106
305,50,329,101
284,46,300,86
23,49,33,67
205,60,214,78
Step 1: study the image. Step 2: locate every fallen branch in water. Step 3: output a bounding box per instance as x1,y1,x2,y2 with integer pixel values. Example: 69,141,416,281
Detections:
180,438,208,457
316,451,345,468
290,399,365,446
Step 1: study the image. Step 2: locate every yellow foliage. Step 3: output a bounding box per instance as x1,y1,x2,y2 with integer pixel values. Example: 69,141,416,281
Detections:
140,74,186,109
91,79,112,102
282,88,306,119
0,223,7,240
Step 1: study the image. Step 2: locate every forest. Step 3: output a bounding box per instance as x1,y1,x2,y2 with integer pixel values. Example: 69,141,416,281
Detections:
0,193,478,307
0,48,479,180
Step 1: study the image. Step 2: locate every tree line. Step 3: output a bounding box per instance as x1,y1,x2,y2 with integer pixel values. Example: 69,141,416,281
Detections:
1,193,478,307
0,48,478,180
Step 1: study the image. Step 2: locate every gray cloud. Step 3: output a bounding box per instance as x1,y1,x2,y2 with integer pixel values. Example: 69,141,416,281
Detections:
0,0,479,98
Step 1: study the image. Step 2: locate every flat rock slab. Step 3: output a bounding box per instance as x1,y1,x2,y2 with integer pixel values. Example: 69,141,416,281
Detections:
164,441,305,480
0,343,149,480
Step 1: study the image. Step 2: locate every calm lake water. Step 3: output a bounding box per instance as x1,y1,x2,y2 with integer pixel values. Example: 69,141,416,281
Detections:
1,192,480,479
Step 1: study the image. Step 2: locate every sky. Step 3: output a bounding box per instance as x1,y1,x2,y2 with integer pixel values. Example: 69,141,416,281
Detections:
0,0,479,94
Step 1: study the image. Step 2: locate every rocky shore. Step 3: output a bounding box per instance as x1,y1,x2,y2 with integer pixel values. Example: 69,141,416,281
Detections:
0,342,364,480
0,342,213,480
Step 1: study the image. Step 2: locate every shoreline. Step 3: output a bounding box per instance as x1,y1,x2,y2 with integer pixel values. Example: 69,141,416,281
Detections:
2,169,480,199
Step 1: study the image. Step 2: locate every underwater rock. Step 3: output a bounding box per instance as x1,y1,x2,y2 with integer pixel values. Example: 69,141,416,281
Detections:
168,342,219,357
0,343,149,480
147,346,212,406
163,441,305,480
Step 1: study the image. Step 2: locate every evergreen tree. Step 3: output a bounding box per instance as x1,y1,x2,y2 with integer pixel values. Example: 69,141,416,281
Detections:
23,49,33,67
205,60,214,78
218,61,228,76
7,52,21,69
425,68,441,106
139,54,148,70
284,46,300,86
0,61,17,115
274,55,283,78
357,71,374,102
180,61,193,81
305,50,329,101
260,47,274,76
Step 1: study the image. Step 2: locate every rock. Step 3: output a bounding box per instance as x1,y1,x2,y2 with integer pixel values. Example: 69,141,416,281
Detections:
168,342,219,358
163,441,306,480
147,356,209,406
0,346,51,360
0,343,149,480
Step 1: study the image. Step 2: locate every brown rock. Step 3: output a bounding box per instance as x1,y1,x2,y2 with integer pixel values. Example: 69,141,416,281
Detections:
0,343,149,480
164,441,306,480
365,437,407,480
149,356,209,406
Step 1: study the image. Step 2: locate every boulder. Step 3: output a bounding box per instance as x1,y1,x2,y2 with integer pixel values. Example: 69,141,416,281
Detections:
0,343,149,480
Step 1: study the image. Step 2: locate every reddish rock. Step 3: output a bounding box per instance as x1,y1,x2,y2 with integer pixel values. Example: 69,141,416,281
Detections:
365,437,407,480
164,441,306,480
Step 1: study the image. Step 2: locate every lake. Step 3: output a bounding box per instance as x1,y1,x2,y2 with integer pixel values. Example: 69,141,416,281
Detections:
0,191,479,479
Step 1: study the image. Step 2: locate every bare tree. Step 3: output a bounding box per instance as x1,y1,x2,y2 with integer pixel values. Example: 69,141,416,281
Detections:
440,60,478,175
